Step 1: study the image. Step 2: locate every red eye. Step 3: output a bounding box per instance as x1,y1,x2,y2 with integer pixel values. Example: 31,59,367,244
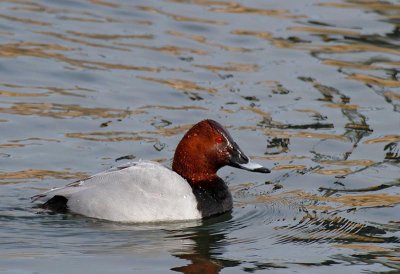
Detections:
215,136,224,143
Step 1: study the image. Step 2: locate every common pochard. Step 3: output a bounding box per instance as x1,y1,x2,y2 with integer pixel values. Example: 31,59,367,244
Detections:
32,120,270,222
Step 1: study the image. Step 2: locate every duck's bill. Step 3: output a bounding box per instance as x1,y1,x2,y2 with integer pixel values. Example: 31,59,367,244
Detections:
235,161,271,173
228,142,271,173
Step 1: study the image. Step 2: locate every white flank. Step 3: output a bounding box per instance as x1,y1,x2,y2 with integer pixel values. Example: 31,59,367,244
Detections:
34,161,202,222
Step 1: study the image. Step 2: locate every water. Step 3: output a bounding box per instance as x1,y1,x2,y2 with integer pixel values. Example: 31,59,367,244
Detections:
0,0,399,273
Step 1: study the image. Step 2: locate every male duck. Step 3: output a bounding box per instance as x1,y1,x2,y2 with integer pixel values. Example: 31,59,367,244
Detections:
32,120,270,222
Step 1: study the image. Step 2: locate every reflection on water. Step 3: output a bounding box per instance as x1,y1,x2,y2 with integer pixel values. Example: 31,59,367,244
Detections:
171,214,241,274
0,0,399,273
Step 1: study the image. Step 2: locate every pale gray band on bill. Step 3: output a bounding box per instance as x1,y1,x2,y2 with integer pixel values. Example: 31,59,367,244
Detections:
238,161,265,170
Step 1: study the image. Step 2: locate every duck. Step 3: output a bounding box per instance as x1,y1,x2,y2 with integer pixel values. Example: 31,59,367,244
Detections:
32,119,270,222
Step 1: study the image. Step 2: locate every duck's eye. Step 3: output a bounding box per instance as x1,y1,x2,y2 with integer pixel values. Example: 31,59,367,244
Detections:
215,136,224,144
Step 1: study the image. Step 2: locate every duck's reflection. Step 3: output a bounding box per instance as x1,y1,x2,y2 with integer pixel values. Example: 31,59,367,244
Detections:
170,213,240,274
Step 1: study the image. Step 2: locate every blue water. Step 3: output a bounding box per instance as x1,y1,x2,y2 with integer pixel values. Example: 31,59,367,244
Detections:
0,0,399,273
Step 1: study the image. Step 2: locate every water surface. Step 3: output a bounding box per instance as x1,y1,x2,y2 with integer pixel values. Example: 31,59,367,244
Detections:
0,0,399,273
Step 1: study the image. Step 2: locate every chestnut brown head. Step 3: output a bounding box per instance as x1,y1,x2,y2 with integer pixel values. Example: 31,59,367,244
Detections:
172,120,270,184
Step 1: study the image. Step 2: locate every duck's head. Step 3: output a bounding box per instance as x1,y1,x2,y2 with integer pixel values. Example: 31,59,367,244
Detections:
172,119,270,184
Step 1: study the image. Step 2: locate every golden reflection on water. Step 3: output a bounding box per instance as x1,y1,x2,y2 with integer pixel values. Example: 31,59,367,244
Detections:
66,124,193,142
295,109,323,117
240,106,271,119
310,44,400,56
209,2,305,19
0,169,86,183
319,159,375,167
0,42,184,72
0,143,25,148
138,5,227,25
323,59,381,70
167,30,253,52
319,1,400,12
0,42,73,59
384,91,400,101
66,31,153,41
55,16,113,23
137,76,217,94
323,103,359,110
237,126,352,142
119,43,208,56
10,137,60,143
258,189,400,210
167,0,231,7
313,168,352,175
0,103,145,119
272,164,306,171
335,244,394,252
89,0,119,8
37,31,131,51
266,17,400,58
6,0,123,23
0,13,50,26
143,124,193,137
318,193,400,208
364,135,400,144
267,130,351,142
66,132,158,142
193,62,259,73
230,29,272,40
0,31,12,36
138,105,208,111
0,83,94,97
0,90,46,97
287,26,360,36
347,74,400,88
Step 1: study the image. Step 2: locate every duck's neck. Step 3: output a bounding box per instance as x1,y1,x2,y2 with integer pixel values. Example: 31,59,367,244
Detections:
172,158,219,185
172,148,233,217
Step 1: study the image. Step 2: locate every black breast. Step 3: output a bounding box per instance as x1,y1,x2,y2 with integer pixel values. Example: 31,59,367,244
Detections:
191,178,233,218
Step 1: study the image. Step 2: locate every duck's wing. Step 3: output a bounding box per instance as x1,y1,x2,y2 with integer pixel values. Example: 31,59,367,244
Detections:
31,179,87,203
31,161,147,203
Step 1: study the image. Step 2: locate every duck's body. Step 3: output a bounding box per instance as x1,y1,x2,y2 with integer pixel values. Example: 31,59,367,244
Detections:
33,161,233,222
33,120,269,222
34,161,205,222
